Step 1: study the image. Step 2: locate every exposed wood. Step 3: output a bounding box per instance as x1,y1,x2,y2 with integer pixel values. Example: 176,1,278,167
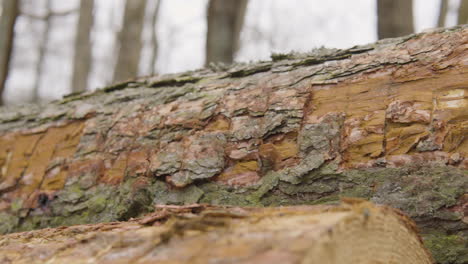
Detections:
377,0,414,39
112,0,146,83
0,201,433,264
205,0,248,65
0,25,467,263
0,0,19,105
71,0,94,93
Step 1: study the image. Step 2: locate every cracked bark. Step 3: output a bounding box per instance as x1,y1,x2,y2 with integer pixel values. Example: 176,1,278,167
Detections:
0,25,467,263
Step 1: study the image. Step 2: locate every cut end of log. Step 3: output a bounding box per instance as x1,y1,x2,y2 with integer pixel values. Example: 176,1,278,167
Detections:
0,200,433,264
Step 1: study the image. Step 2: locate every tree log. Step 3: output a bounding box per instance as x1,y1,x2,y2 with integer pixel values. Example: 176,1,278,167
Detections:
0,25,467,263
0,201,434,263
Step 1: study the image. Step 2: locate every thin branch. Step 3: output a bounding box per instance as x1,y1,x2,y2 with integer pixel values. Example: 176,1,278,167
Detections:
21,9,78,20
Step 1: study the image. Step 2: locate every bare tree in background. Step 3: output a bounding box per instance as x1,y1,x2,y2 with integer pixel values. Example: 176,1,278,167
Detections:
205,0,248,65
459,0,468,24
437,0,449,27
71,0,94,93
377,0,414,39
32,0,53,103
148,0,161,75
0,0,19,106
113,0,146,83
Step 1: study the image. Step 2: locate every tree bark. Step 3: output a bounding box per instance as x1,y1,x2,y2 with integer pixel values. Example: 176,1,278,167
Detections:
70,0,94,93
438,0,449,28
377,0,414,39
0,25,467,263
205,0,248,65
0,201,433,263
459,0,468,25
112,0,146,83
0,0,19,106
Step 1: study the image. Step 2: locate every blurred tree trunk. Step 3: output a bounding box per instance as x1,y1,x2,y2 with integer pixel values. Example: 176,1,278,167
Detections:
377,0,414,39
459,0,468,25
71,0,94,93
205,0,248,65
438,0,449,27
0,0,19,106
32,0,53,103
149,0,161,75
113,0,147,83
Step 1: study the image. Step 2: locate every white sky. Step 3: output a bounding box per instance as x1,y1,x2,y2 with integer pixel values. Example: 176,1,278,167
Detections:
4,0,462,104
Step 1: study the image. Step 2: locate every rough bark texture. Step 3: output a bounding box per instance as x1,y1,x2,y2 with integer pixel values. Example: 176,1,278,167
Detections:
205,0,248,65
459,0,468,25
0,0,19,105
71,0,94,93
0,26,467,263
0,201,434,263
113,0,146,83
377,0,414,39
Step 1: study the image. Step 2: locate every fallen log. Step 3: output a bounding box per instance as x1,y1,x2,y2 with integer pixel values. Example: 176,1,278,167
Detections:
0,25,467,263
0,201,434,264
